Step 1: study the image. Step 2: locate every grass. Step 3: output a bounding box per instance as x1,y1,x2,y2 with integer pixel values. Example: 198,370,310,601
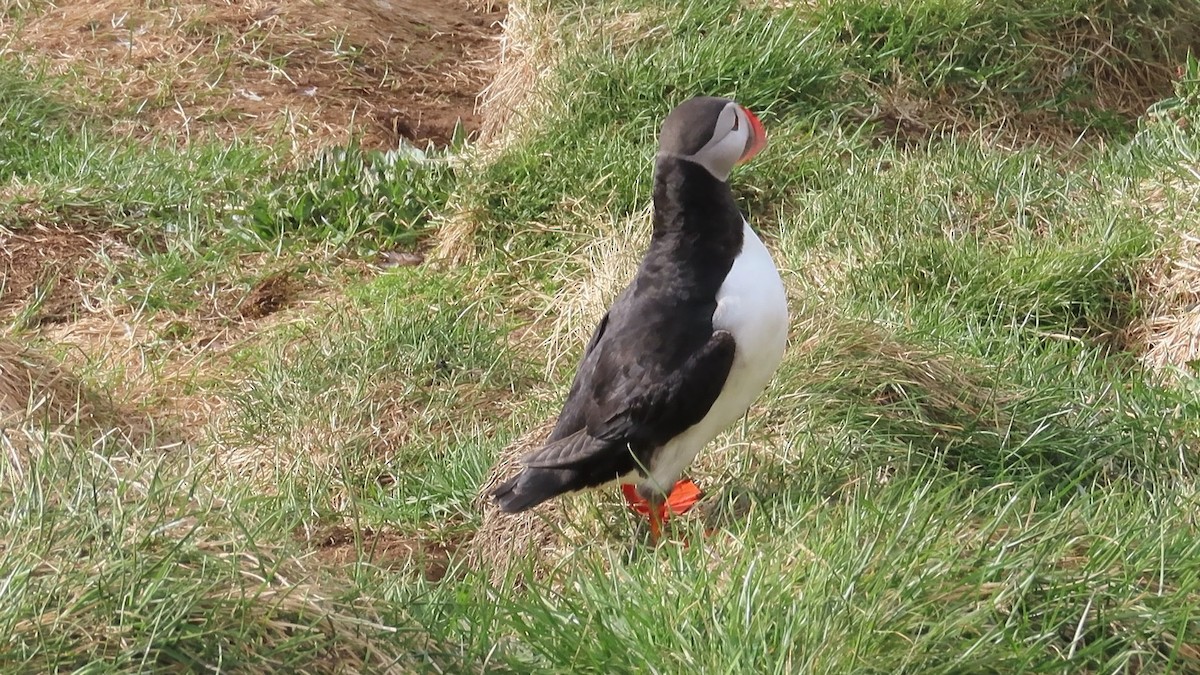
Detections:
487,477,1200,673
3,0,1200,671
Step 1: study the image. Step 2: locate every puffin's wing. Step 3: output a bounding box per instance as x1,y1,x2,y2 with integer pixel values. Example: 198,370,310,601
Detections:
544,282,637,444
540,309,613,444
520,329,737,469
515,428,606,469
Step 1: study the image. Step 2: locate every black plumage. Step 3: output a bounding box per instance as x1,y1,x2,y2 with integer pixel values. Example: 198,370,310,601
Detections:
490,152,748,513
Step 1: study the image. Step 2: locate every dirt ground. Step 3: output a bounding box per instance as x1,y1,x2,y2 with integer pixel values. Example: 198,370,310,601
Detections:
1,0,507,323
1,0,508,450
304,524,460,582
0,225,134,328
2,0,507,149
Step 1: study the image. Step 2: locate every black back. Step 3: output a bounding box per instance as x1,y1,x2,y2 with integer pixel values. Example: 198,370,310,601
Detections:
489,150,751,513
542,157,745,469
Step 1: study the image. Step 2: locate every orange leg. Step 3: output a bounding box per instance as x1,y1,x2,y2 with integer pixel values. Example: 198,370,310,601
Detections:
648,507,664,541
621,479,703,542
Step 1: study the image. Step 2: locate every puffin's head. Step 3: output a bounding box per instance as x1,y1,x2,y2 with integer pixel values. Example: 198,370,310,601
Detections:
656,96,767,182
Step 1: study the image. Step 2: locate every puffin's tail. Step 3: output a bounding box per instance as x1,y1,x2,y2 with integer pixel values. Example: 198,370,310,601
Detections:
490,468,574,513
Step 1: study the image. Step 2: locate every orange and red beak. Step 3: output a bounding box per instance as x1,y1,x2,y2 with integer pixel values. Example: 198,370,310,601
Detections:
737,106,767,165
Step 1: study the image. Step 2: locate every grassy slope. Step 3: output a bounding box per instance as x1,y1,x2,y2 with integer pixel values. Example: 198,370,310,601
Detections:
3,0,1200,672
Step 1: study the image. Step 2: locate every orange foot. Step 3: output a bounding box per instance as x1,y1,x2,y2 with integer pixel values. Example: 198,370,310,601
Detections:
621,479,703,540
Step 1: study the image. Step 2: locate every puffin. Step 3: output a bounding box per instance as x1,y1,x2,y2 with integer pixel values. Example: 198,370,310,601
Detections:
490,96,789,539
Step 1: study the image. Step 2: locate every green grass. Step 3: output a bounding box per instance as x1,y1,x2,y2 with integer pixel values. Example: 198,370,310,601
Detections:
222,266,531,529
482,474,1200,673
463,0,1197,265
0,60,462,321
240,143,460,248
3,0,1200,672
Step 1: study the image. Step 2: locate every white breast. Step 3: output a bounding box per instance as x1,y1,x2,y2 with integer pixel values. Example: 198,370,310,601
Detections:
712,221,790,368
639,220,789,493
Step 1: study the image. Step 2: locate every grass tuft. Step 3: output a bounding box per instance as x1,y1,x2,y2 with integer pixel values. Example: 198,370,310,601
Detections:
238,144,460,250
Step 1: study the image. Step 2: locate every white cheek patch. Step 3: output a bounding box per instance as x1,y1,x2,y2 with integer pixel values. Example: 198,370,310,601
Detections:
691,125,750,180
708,129,748,162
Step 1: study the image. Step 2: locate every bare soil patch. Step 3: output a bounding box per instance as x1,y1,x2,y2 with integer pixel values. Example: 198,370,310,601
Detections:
305,524,459,582
237,270,297,320
3,0,507,150
0,225,133,327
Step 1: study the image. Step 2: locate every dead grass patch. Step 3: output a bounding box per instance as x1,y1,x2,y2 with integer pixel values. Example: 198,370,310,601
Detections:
466,418,592,587
36,280,342,452
512,206,651,378
432,0,561,264
1122,168,1200,379
1137,231,1200,378
473,2,664,146
861,83,1093,153
302,524,460,582
0,338,120,430
475,0,563,148
856,9,1193,151
0,338,158,484
1,0,506,151
0,223,135,328
188,255,362,337
431,4,664,264
787,311,1018,439
38,315,213,437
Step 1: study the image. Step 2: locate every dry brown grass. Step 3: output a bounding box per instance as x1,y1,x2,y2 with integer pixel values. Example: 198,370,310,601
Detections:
792,311,1015,431
467,417,613,587
474,2,666,148
432,3,666,264
474,0,560,149
432,0,561,265
861,81,1091,153
1120,167,1200,379
1,0,506,152
1021,14,1183,125
467,419,562,585
0,223,137,329
0,338,156,483
29,274,345,461
1138,230,1200,378
237,269,299,319
532,205,651,377
0,338,116,431
856,9,1189,152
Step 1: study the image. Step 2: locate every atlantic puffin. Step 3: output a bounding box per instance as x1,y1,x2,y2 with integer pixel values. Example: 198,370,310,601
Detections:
490,96,789,539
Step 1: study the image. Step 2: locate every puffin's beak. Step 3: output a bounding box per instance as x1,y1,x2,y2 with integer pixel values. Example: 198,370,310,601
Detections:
737,106,767,165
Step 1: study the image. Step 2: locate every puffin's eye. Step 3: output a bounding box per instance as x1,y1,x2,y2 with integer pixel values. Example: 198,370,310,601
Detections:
731,113,740,131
